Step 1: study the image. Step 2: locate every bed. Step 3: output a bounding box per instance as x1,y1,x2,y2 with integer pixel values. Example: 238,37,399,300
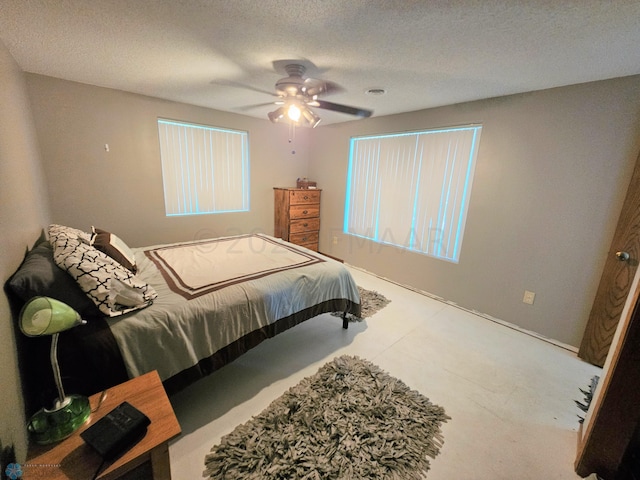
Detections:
7,225,361,413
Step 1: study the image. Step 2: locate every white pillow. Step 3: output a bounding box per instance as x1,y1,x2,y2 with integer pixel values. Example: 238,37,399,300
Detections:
50,230,156,317
48,223,92,244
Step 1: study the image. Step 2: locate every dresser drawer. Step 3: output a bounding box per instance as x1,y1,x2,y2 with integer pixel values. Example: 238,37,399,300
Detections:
290,204,319,220
290,231,319,246
290,218,320,234
289,190,321,205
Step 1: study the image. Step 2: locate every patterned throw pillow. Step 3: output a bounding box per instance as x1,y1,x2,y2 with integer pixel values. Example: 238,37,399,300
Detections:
49,225,157,317
48,223,92,244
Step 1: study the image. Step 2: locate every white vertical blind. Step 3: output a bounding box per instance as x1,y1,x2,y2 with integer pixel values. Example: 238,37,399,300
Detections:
344,125,482,262
157,119,249,216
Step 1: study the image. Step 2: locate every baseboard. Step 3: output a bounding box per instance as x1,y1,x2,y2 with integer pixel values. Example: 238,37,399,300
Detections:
346,263,578,353
318,251,344,263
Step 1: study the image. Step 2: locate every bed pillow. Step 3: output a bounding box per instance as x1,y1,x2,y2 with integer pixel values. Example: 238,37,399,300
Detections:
48,223,92,244
50,231,156,317
7,241,102,318
90,227,137,273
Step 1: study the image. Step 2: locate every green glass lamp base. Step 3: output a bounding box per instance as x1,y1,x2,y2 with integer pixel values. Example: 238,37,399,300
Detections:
27,394,91,445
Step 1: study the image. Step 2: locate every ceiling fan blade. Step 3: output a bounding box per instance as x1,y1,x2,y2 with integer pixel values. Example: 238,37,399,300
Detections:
237,102,280,111
314,100,373,118
303,78,343,97
211,79,278,97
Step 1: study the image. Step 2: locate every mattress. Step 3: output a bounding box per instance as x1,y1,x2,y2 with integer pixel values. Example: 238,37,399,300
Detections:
106,234,361,389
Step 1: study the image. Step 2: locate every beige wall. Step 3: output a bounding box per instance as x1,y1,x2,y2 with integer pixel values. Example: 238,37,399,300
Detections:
0,42,50,461
25,74,311,247
21,73,640,349
310,76,640,347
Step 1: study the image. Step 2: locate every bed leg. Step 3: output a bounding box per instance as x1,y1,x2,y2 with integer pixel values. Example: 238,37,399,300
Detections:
342,311,349,329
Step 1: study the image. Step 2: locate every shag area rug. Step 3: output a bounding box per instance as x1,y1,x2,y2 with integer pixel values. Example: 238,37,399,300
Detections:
203,355,449,479
333,286,391,321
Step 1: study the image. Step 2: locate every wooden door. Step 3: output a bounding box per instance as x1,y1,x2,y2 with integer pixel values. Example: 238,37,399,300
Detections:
575,267,640,478
578,148,640,366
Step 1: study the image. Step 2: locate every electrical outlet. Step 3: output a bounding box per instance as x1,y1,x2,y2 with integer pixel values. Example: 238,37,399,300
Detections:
523,290,536,305
332,236,338,245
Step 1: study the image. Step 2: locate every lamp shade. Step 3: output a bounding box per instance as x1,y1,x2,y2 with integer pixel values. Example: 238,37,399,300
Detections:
19,296,83,337
301,107,322,128
268,106,286,123
18,296,90,444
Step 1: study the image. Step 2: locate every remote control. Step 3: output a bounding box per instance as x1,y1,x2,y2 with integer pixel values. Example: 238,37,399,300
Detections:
81,401,150,460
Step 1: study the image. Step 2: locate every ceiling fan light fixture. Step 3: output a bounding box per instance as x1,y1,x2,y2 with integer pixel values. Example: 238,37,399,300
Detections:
301,107,322,128
268,107,286,123
265,62,373,126
287,104,302,122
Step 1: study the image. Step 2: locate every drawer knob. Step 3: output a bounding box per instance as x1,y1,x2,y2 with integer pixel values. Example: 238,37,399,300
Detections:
302,210,308,215
303,223,308,227
303,195,309,200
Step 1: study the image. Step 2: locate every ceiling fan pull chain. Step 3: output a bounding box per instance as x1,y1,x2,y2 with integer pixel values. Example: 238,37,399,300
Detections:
289,122,297,154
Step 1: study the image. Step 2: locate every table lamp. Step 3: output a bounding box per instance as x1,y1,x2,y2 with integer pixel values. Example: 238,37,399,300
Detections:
19,296,91,444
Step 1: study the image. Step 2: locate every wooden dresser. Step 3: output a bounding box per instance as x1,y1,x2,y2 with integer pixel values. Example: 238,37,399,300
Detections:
274,187,321,251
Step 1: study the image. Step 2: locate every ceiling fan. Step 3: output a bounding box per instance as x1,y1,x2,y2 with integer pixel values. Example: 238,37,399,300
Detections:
265,63,373,128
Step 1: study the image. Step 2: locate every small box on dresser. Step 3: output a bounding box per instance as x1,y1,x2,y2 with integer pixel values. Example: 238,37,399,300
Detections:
274,187,322,251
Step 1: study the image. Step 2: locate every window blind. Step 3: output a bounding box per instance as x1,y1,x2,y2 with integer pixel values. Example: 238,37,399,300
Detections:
344,125,482,262
157,119,249,216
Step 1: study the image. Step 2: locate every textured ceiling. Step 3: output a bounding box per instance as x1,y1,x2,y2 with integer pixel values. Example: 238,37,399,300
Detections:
2,1,640,125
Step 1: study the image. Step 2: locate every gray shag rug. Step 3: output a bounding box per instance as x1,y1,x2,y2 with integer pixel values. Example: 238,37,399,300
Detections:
333,286,391,321
203,355,449,479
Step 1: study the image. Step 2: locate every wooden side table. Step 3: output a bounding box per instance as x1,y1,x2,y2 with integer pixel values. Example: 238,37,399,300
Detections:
26,370,181,479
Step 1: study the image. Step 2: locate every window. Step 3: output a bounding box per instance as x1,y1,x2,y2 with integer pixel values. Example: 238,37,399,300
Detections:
344,125,482,263
157,119,249,216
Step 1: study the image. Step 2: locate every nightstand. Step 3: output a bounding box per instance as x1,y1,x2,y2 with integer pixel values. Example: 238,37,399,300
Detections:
26,370,181,479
